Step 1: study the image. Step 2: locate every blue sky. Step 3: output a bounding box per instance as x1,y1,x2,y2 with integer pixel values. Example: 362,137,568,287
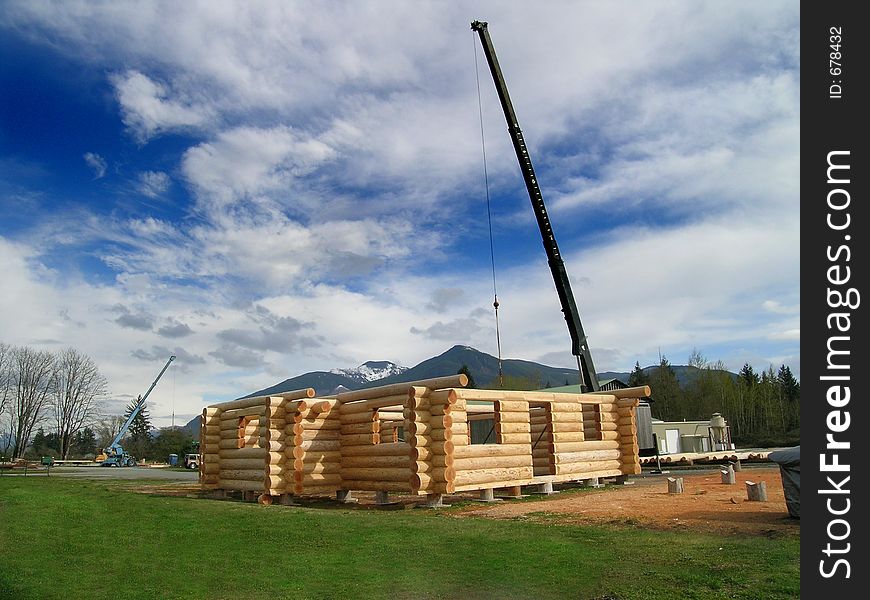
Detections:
0,1,799,427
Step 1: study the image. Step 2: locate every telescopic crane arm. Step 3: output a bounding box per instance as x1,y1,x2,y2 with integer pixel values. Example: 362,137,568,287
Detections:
107,355,176,453
471,20,599,392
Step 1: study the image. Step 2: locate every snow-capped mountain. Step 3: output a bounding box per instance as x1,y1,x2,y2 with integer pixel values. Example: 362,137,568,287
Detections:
330,360,408,383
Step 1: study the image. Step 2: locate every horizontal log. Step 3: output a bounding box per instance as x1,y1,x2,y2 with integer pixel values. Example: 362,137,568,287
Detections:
216,458,271,470
548,413,584,423
494,400,530,413
432,414,453,428
218,447,268,459
219,406,266,421
292,440,341,457
202,463,220,474
454,466,534,487
340,411,379,424
213,388,315,412
553,449,621,463
615,398,640,408
340,395,408,414
453,443,531,458
295,472,341,484
292,455,341,470
298,462,341,474
218,438,245,450
495,422,530,435
407,420,433,436
551,440,619,452
453,455,533,471
203,406,221,417
341,433,379,446
496,433,532,445
589,385,650,399
339,443,410,457
336,374,467,404
293,420,341,433
340,422,380,435
340,455,411,469
340,480,412,493
217,479,265,492
218,469,264,481
340,467,410,482
554,459,622,475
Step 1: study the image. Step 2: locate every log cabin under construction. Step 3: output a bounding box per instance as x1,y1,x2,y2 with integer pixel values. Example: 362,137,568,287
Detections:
199,374,648,504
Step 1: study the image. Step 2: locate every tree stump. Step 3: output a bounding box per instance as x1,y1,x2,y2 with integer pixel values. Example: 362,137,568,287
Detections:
257,493,273,506
667,477,684,494
721,464,736,484
746,480,768,501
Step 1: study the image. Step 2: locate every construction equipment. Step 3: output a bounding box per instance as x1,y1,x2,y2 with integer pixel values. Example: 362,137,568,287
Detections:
471,20,599,392
99,355,176,466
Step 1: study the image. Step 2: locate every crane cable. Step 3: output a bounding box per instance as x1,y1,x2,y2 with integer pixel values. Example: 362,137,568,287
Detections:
473,32,503,388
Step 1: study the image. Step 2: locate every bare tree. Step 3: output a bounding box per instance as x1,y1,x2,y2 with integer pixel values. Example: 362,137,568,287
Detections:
0,342,11,457
10,346,56,458
95,415,126,450
52,347,107,459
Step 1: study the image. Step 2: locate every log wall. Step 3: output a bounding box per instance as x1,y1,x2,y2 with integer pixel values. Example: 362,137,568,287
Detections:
201,379,646,500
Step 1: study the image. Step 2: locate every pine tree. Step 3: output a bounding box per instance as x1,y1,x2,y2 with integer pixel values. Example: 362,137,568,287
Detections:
628,361,648,387
123,396,153,460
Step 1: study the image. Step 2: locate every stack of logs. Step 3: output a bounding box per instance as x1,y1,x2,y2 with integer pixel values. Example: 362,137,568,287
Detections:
200,376,646,501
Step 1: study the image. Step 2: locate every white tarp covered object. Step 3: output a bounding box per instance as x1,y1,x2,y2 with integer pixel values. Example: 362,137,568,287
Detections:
768,446,800,518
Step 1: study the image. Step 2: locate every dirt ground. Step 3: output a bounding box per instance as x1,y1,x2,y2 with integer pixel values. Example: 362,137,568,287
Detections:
131,464,798,537
452,464,799,537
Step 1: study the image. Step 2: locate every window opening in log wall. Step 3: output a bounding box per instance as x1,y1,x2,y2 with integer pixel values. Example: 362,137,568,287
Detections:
377,408,403,444
530,403,555,476
581,403,602,441
237,415,260,449
469,403,497,444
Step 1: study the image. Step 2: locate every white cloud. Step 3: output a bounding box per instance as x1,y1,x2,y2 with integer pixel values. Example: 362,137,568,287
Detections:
83,152,107,178
112,70,212,141
137,171,171,197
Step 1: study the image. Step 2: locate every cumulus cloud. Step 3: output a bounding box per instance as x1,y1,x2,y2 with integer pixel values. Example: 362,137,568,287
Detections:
410,318,482,342
83,152,107,178
157,319,194,338
111,70,212,141
131,345,205,365
111,304,154,331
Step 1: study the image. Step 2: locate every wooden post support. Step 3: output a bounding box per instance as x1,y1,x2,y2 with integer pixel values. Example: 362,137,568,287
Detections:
613,475,632,486
534,482,556,495
243,491,257,503
746,480,768,501
279,494,297,506
213,490,227,500
479,488,496,502
585,477,602,488
731,460,742,472
336,489,357,504
721,464,736,484
375,491,390,505
423,493,445,508
667,477,684,494
257,494,273,506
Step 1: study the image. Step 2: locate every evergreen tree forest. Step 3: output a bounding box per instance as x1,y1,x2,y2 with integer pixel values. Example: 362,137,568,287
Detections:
637,352,800,447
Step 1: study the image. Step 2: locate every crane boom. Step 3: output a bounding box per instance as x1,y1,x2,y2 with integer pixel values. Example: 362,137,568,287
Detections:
108,355,175,452
471,20,599,392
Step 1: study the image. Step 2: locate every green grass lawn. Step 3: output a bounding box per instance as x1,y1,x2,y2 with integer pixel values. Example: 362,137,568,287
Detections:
0,477,799,600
